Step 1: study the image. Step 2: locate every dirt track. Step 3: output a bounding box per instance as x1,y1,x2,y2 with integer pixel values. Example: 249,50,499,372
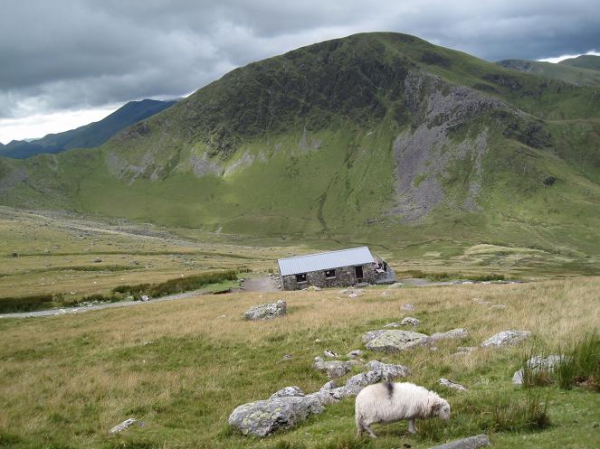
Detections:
240,276,280,292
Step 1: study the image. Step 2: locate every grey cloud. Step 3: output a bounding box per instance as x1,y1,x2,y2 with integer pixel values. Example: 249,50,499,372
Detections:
1,0,599,119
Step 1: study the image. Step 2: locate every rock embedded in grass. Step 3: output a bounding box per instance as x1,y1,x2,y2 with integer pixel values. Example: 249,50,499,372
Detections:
313,357,357,378
228,395,325,437
364,329,429,352
430,328,469,341
401,316,421,326
439,378,468,391
270,386,305,399
428,433,491,449
366,360,412,380
244,299,287,320
512,355,566,385
481,330,531,347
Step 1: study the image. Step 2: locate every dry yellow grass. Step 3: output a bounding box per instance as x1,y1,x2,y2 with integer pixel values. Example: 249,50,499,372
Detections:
1,277,599,448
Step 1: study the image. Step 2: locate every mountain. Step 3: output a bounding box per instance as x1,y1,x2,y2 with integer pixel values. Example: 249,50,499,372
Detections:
0,99,177,159
560,55,600,71
497,59,600,87
1,32,600,259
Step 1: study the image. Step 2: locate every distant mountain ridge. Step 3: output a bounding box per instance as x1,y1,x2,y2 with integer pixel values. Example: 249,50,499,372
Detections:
560,55,600,71
0,99,177,159
497,55,600,87
1,32,600,259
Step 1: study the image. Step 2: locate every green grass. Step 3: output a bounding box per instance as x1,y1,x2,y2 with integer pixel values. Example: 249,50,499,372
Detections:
0,33,600,269
1,276,599,448
0,271,238,313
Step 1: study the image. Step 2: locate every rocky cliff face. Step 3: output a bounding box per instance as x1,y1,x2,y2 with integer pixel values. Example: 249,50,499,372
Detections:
392,72,504,222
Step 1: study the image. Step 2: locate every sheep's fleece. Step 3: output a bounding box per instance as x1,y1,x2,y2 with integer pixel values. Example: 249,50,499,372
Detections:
355,382,450,438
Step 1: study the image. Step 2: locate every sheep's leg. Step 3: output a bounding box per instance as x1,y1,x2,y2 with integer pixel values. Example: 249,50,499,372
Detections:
362,422,377,439
356,423,363,437
408,419,416,434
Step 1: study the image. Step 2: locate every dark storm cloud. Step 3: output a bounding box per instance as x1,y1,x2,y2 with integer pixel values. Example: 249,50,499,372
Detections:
1,0,598,120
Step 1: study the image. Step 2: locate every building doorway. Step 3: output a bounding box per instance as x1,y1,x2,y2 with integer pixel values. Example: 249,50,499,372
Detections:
355,265,363,281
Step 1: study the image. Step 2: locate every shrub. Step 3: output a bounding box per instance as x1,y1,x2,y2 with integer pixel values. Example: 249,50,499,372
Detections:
111,271,238,299
0,293,55,313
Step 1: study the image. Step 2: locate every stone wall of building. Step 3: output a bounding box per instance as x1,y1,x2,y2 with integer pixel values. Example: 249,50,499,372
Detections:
281,264,377,291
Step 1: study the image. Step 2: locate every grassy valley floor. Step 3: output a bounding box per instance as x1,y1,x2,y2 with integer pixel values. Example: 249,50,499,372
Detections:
0,276,599,448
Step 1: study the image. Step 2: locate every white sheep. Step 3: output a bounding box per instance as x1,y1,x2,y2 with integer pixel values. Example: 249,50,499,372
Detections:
355,382,450,438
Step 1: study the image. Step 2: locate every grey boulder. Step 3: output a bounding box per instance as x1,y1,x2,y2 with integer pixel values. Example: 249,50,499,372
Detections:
401,317,421,326
481,330,531,348
313,357,356,378
229,395,324,437
428,434,491,449
244,299,287,320
364,330,429,352
512,355,566,385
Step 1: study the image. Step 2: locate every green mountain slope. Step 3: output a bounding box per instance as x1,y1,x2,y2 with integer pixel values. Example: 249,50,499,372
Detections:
497,59,600,87
0,99,177,159
560,55,600,71
1,32,600,258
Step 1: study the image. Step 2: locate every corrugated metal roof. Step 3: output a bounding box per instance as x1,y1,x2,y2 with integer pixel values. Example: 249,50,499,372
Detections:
278,246,374,276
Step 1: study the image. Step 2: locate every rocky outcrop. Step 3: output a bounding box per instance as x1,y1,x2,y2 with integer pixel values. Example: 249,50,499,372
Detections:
401,317,421,326
439,378,468,391
428,434,491,449
364,329,429,352
431,328,469,341
228,395,325,437
365,360,412,380
393,72,501,222
313,357,357,378
244,299,287,320
512,355,565,385
270,386,305,399
481,330,531,348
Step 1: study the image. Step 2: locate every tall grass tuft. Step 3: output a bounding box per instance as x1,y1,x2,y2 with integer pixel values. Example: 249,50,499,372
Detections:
557,332,600,391
491,391,551,432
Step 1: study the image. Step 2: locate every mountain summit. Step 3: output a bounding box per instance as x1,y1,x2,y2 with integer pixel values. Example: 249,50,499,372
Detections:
1,32,599,255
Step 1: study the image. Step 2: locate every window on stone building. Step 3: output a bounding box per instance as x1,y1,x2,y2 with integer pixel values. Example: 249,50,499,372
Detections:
324,269,336,279
295,273,307,283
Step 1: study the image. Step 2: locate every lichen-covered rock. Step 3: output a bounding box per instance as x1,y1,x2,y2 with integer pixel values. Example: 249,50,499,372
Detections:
428,434,491,449
313,357,355,378
512,355,566,385
345,370,383,389
439,378,468,391
364,330,429,352
481,330,531,347
270,386,305,399
228,395,324,437
431,328,469,341
401,317,421,326
361,329,387,344
366,360,412,380
244,299,287,320
320,380,338,391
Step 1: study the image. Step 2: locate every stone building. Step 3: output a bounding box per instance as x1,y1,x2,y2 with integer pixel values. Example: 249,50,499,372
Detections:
278,246,395,291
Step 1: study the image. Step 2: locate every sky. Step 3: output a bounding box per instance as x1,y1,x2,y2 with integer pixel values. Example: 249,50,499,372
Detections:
1,0,599,144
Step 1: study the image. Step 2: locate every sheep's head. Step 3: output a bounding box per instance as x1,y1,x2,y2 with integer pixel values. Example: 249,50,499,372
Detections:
434,399,451,420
